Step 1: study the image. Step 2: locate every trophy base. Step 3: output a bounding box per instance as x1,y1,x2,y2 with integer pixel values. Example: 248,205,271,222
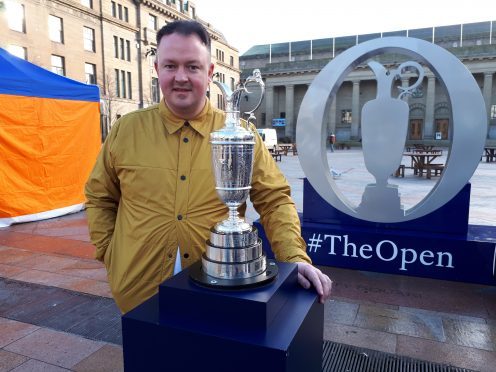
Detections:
357,183,405,219
189,259,278,289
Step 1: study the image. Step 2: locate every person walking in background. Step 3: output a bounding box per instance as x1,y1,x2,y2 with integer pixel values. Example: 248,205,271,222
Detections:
329,132,336,152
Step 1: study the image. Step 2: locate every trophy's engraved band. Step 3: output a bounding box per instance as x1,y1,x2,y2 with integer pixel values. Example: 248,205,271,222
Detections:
209,227,258,247
201,253,267,279
206,240,262,263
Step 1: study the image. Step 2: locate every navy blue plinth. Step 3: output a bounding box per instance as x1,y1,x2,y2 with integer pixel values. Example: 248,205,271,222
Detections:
255,180,496,285
122,262,323,372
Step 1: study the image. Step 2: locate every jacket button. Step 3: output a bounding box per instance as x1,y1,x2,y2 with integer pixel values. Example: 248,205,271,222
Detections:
180,175,186,181
177,214,183,220
168,253,173,258
184,121,190,126
183,253,189,259
183,137,189,143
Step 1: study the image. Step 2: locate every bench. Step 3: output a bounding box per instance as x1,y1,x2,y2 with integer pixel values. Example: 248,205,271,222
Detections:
291,143,298,155
394,164,405,177
336,143,351,150
271,152,282,162
419,163,444,179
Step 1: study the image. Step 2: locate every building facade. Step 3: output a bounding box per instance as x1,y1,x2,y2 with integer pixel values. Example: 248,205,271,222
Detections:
1,0,240,139
240,21,496,144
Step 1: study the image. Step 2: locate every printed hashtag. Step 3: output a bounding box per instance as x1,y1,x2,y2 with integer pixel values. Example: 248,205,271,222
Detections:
307,233,323,253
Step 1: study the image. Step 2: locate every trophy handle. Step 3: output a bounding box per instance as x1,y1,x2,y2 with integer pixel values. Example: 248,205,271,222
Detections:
212,69,265,126
243,69,265,126
395,61,424,99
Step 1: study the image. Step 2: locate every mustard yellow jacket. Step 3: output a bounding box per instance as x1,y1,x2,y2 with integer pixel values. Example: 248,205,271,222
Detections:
85,100,310,313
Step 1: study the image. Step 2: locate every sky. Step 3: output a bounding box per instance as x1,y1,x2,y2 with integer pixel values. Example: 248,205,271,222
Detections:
192,0,494,54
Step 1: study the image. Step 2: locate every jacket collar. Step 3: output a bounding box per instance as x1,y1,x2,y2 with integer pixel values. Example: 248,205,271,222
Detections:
159,99,214,138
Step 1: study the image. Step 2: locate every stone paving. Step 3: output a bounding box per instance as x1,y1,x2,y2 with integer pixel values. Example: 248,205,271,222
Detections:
0,147,494,371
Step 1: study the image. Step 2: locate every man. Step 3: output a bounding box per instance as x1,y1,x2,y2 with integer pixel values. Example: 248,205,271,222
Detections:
329,133,336,152
85,20,332,314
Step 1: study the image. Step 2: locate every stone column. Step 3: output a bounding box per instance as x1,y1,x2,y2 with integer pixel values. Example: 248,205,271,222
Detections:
265,85,274,128
351,80,360,139
329,97,337,135
483,72,494,137
424,76,436,139
285,84,294,139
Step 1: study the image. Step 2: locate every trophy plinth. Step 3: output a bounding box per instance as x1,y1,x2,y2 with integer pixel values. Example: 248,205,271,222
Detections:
190,69,278,289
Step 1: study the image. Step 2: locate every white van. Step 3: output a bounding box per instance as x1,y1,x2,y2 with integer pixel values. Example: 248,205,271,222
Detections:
257,128,278,149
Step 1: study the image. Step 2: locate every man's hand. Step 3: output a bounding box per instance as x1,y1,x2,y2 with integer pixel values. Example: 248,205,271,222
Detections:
296,262,332,304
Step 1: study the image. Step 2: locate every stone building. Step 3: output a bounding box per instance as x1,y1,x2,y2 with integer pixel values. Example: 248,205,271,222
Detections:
1,0,240,139
240,21,496,145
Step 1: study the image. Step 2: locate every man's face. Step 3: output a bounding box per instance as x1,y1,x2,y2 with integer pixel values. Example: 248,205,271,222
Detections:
154,33,214,119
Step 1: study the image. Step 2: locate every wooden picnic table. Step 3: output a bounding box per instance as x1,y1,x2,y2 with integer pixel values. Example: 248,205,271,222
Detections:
278,144,292,155
412,144,435,152
484,147,496,162
277,144,298,156
403,152,443,179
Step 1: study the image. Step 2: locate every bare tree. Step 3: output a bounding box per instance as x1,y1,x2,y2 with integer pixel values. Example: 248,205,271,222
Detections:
98,70,122,141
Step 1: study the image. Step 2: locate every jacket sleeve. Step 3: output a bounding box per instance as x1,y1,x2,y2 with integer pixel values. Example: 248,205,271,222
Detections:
84,122,121,262
248,127,311,264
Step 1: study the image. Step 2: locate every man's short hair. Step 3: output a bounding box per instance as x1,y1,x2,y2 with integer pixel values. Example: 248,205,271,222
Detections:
156,20,211,52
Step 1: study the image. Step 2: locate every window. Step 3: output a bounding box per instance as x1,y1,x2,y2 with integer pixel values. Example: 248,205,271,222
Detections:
216,49,224,62
230,77,235,91
127,71,132,99
230,56,234,66
114,36,130,61
6,1,25,33
113,36,118,58
191,6,196,18
81,0,92,8
217,94,225,110
491,105,496,119
341,109,352,124
83,27,95,52
149,14,157,30
115,69,132,99
152,77,160,103
51,55,65,76
115,69,120,97
217,72,225,84
7,45,27,60
120,38,125,60
49,15,64,43
112,2,128,21
85,63,96,84
121,70,126,98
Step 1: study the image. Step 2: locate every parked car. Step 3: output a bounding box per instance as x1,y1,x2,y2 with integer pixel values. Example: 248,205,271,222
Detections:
257,128,278,149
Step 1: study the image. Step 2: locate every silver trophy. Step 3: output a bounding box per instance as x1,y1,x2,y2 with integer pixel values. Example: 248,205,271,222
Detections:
190,69,278,288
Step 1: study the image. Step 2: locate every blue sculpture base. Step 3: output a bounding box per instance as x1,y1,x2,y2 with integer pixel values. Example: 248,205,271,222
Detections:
255,180,496,285
122,262,323,372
